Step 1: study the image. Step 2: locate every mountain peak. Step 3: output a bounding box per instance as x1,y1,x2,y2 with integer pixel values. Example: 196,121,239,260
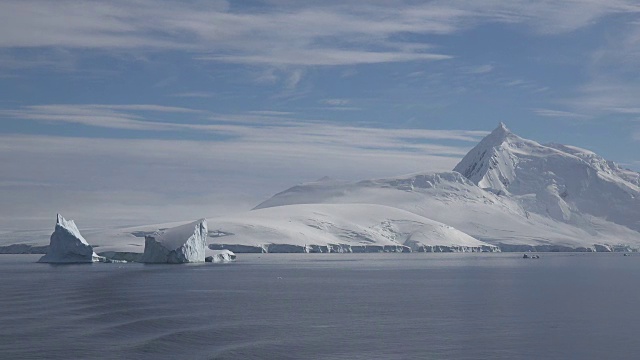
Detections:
482,122,514,145
453,123,523,192
496,122,509,133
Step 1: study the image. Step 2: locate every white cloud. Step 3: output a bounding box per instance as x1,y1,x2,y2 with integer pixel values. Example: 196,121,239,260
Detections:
170,92,217,98
321,99,351,106
3,0,636,68
0,126,483,229
533,108,589,119
246,110,294,116
1,104,488,146
285,69,304,88
505,79,528,87
0,1,455,67
559,19,640,118
464,64,494,74
564,81,640,116
315,99,361,111
202,50,451,66
90,104,201,113
0,100,489,229
0,104,202,131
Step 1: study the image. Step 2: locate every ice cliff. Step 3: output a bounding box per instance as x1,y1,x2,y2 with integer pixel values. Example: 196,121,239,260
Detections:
38,214,100,263
140,219,208,263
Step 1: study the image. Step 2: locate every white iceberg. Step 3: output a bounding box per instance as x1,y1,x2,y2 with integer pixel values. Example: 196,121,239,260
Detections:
38,214,100,263
140,219,208,263
206,249,237,263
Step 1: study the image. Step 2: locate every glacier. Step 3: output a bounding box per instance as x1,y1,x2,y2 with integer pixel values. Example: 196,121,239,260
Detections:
208,203,499,253
38,214,101,263
139,219,208,263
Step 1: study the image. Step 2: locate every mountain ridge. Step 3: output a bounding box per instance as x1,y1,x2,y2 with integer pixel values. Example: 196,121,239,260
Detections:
251,123,640,251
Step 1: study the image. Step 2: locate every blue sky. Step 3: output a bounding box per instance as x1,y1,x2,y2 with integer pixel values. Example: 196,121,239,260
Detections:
1,0,639,230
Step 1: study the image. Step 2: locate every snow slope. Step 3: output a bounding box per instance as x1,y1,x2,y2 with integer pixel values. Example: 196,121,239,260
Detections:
208,203,498,253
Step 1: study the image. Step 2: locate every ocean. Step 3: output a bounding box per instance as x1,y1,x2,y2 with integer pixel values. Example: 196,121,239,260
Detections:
1,253,639,359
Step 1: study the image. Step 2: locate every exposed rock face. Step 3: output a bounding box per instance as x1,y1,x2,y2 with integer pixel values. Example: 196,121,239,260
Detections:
140,219,208,263
38,214,100,263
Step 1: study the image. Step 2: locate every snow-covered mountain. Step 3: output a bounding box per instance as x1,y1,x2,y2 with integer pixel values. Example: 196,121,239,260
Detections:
1,123,638,254
252,123,640,252
454,123,640,233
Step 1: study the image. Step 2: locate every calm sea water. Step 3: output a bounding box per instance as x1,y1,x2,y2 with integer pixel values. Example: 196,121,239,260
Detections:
1,253,639,360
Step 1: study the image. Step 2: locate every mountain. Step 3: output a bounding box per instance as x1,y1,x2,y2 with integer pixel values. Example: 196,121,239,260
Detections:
1,123,638,254
454,123,640,233
252,123,640,252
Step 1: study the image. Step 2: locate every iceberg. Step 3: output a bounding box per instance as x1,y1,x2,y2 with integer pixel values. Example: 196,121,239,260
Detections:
38,214,100,263
205,250,237,263
140,219,208,263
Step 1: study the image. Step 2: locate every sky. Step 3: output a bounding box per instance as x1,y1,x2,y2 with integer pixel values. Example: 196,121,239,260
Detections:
1,0,640,230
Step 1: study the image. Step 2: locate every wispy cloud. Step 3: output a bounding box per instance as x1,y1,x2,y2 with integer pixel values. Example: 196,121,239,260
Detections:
533,108,589,119
560,19,640,118
463,64,494,74
0,1,454,67
90,104,201,113
170,92,217,98
3,1,637,69
285,69,304,88
201,50,452,66
0,104,202,131
247,110,294,116
321,99,350,106
564,81,640,116
0,124,485,229
1,102,488,147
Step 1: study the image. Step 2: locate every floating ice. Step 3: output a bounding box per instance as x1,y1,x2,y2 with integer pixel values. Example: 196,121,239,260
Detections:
205,250,236,263
38,214,100,263
140,219,208,263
